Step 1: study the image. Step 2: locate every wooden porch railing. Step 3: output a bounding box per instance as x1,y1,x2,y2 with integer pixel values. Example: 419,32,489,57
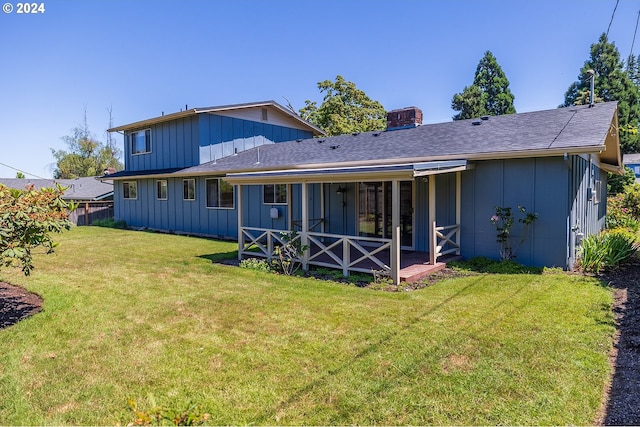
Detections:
239,226,391,276
307,231,391,276
239,227,303,259
431,222,460,263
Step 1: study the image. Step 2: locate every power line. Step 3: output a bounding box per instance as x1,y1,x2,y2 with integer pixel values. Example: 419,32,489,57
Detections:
0,162,52,181
607,0,620,37
630,9,640,58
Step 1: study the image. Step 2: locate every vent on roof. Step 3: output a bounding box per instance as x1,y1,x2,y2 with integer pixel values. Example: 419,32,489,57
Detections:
481,115,490,120
296,139,303,142
330,144,340,150
352,132,359,136
317,139,325,143
373,132,381,137
472,120,482,126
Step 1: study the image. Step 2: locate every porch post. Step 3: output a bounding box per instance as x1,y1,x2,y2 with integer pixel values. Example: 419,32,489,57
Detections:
287,183,293,230
455,171,461,254
429,175,437,265
237,184,243,261
301,181,309,271
391,180,400,285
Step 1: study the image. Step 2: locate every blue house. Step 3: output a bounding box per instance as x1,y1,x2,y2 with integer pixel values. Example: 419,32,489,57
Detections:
106,101,623,283
623,153,640,183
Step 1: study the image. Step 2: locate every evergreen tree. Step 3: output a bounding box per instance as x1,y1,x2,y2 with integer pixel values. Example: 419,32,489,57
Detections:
299,75,386,136
451,51,516,120
562,33,640,153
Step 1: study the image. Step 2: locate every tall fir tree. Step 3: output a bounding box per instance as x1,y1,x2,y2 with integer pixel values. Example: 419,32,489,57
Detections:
451,51,516,120
563,33,640,153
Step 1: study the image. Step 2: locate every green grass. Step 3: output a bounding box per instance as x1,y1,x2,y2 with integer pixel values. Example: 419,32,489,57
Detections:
0,227,615,425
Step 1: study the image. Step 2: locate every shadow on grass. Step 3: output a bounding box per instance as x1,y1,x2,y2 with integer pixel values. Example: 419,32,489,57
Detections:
198,251,239,264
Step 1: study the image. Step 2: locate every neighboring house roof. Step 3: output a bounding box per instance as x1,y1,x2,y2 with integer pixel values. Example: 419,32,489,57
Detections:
0,177,114,201
107,100,325,136
623,153,640,164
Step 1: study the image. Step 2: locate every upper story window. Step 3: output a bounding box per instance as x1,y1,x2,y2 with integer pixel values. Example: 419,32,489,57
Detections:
263,184,287,204
183,179,196,201
206,178,234,209
123,181,137,200
130,129,151,155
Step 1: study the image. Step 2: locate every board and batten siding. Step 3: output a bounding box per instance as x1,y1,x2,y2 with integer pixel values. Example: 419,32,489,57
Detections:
459,157,570,268
198,114,315,164
567,155,607,268
125,116,200,172
114,177,238,239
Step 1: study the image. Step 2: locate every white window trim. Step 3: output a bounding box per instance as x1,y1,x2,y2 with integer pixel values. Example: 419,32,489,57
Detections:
123,181,138,200
156,179,168,201
183,178,196,201
131,129,152,155
263,183,288,205
206,178,235,210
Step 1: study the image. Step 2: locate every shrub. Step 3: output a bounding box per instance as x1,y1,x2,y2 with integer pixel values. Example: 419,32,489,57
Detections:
239,257,275,273
607,182,640,230
490,205,538,260
273,231,309,276
0,183,75,275
578,231,639,273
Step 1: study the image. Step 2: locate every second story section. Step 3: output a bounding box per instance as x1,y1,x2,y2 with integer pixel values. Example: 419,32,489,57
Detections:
109,101,324,173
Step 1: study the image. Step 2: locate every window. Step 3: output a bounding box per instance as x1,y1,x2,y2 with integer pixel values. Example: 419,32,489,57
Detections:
156,180,167,200
206,178,234,209
263,184,287,204
123,181,137,199
130,129,151,155
183,179,195,201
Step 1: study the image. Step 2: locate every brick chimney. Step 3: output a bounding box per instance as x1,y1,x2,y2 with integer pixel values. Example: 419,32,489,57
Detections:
386,107,423,130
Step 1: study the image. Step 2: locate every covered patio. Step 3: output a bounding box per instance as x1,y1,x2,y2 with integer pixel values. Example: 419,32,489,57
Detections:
226,160,471,284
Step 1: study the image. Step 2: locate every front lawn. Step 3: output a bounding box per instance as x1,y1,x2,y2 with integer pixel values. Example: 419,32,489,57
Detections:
0,227,615,425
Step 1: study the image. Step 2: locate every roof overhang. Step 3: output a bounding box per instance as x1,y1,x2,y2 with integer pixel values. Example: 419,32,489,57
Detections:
224,160,473,185
107,101,325,136
597,110,624,175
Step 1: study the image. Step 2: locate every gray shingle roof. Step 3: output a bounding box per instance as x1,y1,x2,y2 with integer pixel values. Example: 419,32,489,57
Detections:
177,102,619,176
0,177,113,201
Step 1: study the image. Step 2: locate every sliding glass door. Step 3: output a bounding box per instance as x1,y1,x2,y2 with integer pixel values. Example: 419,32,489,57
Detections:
358,181,413,248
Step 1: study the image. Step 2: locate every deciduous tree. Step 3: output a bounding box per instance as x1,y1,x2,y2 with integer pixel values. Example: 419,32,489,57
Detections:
0,183,74,275
51,109,123,178
299,75,386,136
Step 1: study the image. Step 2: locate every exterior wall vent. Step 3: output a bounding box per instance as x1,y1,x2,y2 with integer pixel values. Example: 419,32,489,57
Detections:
261,108,268,121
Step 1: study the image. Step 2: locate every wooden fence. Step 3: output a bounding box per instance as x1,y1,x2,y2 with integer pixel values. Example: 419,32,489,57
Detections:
67,201,114,226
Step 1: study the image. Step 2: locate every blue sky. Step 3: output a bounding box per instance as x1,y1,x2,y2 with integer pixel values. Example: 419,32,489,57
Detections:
1,0,639,178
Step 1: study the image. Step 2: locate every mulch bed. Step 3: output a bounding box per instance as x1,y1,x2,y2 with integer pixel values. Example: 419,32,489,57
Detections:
0,282,42,329
1,258,639,424
596,256,640,425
